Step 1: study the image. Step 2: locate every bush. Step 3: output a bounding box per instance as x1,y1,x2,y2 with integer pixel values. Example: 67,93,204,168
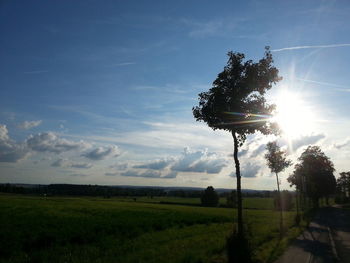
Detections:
201,186,219,207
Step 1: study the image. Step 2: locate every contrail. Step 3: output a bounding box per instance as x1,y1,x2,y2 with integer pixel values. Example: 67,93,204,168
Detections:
272,43,350,52
296,78,349,90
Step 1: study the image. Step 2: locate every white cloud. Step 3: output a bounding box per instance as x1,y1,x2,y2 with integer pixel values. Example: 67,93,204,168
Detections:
71,162,93,169
26,132,90,153
272,43,350,52
120,169,162,178
105,172,119,176
109,147,227,180
288,133,325,151
51,158,93,169
250,144,266,158
229,162,261,178
0,125,9,141
163,171,178,178
181,18,239,39
69,173,88,177
51,158,66,167
0,125,29,162
82,145,120,160
18,120,42,130
133,158,173,170
333,138,350,149
170,147,227,174
109,163,128,170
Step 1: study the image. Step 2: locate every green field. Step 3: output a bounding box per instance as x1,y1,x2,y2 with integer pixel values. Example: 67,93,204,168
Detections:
0,194,300,263
118,196,275,210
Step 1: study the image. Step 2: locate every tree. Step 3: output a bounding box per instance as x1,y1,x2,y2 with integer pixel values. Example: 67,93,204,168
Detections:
336,171,350,203
201,186,219,207
265,141,291,237
193,47,281,236
287,146,336,208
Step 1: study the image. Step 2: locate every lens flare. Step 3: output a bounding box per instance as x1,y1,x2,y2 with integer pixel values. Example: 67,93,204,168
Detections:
272,90,314,137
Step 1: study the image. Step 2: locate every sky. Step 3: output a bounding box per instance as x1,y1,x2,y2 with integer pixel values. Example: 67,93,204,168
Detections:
1,0,350,190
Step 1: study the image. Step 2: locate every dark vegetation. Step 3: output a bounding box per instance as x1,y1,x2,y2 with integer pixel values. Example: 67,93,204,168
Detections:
201,186,219,207
0,175,337,263
193,47,281,238
0,194,301,263
265,141,292,238
0,183,274,199
288,146,336,208
335,171,350,204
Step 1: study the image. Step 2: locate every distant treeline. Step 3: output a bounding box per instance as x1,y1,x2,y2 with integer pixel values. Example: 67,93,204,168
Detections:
0,183,274,198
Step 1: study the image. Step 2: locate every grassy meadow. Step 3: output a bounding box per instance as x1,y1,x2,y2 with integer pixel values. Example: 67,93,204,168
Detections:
0,194,301,263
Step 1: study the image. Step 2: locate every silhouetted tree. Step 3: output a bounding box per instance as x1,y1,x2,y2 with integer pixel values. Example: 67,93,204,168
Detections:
193,47,281,236
201,186,219,207
288,146,336,208
265,141,291,238
336,171,350,203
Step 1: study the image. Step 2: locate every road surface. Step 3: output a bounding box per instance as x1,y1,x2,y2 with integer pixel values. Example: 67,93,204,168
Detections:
275,206,350,263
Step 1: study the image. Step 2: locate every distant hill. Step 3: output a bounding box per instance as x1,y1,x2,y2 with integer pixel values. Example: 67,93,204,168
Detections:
0,183,273,197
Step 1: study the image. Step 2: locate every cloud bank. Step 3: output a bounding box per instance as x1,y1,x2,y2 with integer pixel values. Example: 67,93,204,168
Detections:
27,132,90,153
82,145,120,160
0,125,29,162
18,120,42,130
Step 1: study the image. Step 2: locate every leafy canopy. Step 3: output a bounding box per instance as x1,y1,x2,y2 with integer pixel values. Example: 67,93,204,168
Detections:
265,141,292,174
193,47,281,145
288,146,336,199
201,186,219,207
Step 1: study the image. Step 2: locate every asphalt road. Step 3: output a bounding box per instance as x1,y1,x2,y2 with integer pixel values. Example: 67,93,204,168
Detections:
275,206,350,263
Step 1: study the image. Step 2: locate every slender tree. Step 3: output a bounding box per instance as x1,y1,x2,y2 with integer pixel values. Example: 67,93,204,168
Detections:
193,47,281,236
288,146,336,208
265,141,292,238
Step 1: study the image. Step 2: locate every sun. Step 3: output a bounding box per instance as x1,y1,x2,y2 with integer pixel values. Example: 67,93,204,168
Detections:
272,90,314,137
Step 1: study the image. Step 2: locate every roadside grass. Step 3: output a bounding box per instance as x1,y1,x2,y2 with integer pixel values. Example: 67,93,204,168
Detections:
0,194,299,263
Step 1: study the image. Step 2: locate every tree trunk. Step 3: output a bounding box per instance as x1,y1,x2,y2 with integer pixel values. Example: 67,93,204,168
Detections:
232,131,243,237
276,172,283,238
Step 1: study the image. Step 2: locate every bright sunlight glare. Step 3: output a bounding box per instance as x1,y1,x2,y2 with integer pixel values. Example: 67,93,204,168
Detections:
272,90,314,137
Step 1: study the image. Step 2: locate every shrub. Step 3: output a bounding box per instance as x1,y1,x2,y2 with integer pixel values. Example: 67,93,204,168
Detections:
201,186,219,207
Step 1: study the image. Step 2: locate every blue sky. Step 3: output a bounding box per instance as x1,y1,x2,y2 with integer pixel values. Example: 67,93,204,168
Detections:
1,0,350,189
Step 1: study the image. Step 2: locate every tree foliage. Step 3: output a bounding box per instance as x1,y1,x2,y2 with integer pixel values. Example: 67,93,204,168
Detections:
265,141,292,238
201,186,219,207
193,47,280,145
193,47,281,236
288,146,336,208
336,171,350,203
265,141,292,175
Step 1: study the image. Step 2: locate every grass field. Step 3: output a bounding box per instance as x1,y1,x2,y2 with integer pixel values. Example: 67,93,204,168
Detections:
119,196,275,210
0,194,301,263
